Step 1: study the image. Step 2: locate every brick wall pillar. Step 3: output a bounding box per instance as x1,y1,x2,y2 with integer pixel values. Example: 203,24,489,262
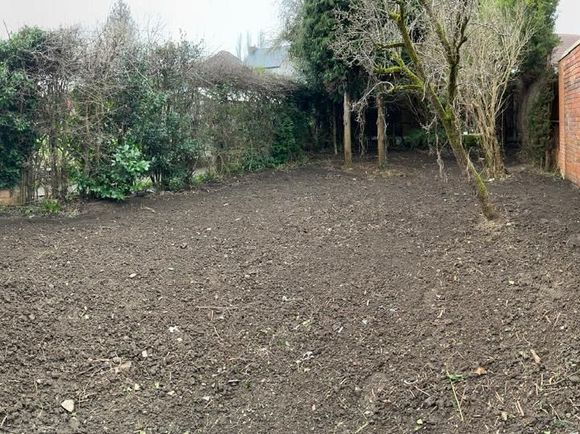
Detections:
559,41,580,187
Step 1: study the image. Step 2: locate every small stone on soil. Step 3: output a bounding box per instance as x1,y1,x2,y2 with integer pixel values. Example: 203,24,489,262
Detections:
61,399,75,413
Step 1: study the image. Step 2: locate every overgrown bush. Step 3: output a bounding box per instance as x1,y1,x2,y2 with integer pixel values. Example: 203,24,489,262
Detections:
272,103,307,164
0,1,311,204
131,88,205,190
0,28,43,189
521,73,556,168
75,141,150,200
199,89,308,174
42,199,61,214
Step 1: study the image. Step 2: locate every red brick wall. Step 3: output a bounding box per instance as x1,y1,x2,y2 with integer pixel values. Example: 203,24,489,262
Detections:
559,42,580,186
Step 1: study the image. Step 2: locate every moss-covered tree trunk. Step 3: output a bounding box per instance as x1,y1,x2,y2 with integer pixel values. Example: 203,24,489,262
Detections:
438,109,498,220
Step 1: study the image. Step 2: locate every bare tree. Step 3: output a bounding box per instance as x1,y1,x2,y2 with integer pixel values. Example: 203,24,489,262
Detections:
73,0,140,180
459,0,531,178
333,0,499,219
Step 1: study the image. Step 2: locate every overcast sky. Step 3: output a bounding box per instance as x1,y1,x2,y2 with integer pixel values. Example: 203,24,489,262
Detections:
0,0,282,52
1,0,579,53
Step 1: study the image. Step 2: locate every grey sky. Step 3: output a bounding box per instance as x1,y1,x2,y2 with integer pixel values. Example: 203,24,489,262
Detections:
1,0,579,53
556,0,580,35
0,0,282,52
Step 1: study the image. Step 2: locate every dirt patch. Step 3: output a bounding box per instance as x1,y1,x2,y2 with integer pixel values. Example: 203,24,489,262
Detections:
1,153,579,433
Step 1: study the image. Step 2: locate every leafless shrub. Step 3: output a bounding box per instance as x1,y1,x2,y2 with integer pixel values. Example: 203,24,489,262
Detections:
458,0,531,178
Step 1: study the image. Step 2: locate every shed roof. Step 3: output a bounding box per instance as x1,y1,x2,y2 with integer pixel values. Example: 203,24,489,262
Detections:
198,50,296,95
553,34,580,64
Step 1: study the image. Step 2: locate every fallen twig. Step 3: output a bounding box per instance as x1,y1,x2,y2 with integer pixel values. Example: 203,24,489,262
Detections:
196,305,238,310
353,421,369,433
447,371,465,422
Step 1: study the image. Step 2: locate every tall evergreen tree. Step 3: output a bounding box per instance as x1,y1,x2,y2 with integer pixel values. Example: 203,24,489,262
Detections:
286,0,363,165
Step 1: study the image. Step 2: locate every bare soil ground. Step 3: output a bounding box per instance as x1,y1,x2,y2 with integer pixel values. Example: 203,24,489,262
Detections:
0,153,579,434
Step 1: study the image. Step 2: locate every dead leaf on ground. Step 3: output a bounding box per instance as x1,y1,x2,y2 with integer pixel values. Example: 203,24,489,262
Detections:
474,366,487,376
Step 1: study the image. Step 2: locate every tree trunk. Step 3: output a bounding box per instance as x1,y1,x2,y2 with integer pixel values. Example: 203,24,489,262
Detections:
19,160,33,205
489,134,505,178
358,112,366,158
343,91,352,168
332,105,338,155
377,95,386,169
441,114,497,220
421,79,498,219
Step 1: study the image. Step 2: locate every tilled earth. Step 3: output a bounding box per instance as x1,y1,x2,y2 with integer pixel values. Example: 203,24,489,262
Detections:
0,153,579,433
